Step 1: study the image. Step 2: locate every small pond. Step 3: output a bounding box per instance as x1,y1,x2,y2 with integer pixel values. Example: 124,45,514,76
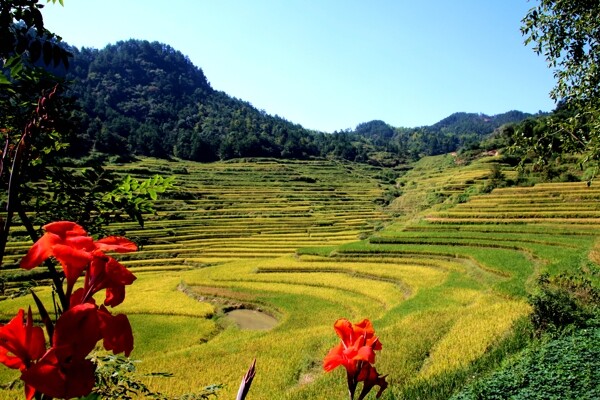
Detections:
225,309,278,330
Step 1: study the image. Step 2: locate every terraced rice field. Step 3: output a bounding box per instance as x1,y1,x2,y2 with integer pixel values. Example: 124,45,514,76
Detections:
120,158,393,265
0,159,392,272
391,153,512,216
0,155,598,399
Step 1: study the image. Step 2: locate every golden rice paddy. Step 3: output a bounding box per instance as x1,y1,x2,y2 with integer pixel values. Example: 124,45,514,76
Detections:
1,155,598,399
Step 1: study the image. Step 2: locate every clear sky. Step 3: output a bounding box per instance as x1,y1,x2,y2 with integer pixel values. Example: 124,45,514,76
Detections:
43,0,554,133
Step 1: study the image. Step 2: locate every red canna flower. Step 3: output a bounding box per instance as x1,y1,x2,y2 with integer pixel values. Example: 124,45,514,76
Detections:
0,308,46,371
51,244,94,290
20,221,137,299
86,253,136,307
18,231,60,270
97,305,134,357
69,253,137,309
323,342,351,373
24,383,35,400
17,303,100,400
55,301,134,357
356,363,388,399
21,347,96,400
20,221,94,268
324,318,387,400
0,308,47,400
20,222,95,293
94,236,138,253
19,302,134,399
44,221,87,237
9,221,138,399
334,318,382,352
53,303,102,359
323,318,381,374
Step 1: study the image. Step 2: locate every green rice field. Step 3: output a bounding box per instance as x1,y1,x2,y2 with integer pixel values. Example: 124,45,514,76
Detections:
1,155,598,399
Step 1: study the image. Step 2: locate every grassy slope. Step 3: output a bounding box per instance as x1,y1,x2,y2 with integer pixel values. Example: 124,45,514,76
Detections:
0,155,598,399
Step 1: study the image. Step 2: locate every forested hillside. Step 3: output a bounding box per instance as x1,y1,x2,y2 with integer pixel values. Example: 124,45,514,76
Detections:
65,39,533,163
67,41,315,161
353,111,538,158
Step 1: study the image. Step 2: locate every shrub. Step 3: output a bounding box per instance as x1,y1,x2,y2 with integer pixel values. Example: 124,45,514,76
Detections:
529,273,600,335
451,327,600,400
558,171,580,182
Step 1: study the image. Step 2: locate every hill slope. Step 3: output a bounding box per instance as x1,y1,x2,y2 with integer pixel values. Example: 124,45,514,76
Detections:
68,40,316,161
353,111,535,158
3,156,597,399
65,39,533,163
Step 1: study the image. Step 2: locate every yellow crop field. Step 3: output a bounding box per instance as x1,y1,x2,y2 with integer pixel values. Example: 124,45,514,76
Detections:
2,156,598,399
418,297,530,379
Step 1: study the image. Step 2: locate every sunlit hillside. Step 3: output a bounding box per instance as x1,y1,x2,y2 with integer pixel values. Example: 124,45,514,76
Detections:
1,155,598,399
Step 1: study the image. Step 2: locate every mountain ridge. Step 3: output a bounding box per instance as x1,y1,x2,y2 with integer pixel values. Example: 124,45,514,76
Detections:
64,39,534,163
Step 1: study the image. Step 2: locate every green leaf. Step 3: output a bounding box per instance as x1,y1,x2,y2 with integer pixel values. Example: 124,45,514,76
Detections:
5,56,21,69
0,73,10,85
9,59,24,77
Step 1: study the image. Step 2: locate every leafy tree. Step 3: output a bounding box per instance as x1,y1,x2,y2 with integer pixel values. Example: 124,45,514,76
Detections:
0,1,174,266
520,0,600,165
354,120,395,146
1,0,73,264
0,0,71,82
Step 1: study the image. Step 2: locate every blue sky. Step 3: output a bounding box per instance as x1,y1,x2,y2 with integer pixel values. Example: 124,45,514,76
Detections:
43,0,554,133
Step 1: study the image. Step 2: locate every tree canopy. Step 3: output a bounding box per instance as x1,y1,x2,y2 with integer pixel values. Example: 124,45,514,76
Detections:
0,1,174,251
520,0,600,165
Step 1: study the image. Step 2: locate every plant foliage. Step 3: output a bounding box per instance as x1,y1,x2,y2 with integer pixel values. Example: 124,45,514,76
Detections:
519,0,600,167
529,272,600,335
86,355,221,400
451,327,600,400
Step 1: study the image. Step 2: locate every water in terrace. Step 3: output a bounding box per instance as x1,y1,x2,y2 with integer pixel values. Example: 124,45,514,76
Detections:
225,309,278,330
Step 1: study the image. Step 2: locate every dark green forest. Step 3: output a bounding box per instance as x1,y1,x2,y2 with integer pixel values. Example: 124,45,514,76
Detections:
62,39,535,164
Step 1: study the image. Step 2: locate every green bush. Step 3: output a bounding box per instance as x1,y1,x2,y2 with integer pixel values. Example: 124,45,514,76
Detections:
451,327,600,400
529,273,600,335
